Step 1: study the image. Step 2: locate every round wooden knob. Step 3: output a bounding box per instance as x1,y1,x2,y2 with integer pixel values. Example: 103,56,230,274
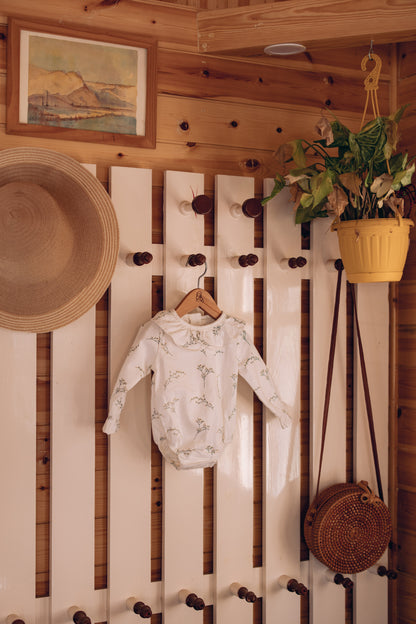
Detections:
187,253,206,267
286,578,308,595
241,198,263,218
334,258,344,271
6,617,25,624
132,252,153,266
72,611,91,624
377,565,398,579
295,256,307,267
238,254,259,267
334,573,353,588
133,601,152,618
185,593,205,610
237,586,257,602
192,194,212,215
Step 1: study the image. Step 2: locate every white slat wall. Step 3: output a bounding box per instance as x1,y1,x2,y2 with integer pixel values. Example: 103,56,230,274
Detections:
263,183,303,624
107,166,156,623
163,170,208,624
309,218,347,624
215,174,258,624
0,330,37,624
49,165,104,624
0,165,391,624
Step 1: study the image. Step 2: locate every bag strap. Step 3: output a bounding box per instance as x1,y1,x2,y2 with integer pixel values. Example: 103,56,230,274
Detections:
350,283,384,501
314,263,384,502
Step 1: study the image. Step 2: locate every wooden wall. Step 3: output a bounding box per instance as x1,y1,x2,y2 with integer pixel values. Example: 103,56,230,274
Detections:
0,1,407,623
396,40,416,624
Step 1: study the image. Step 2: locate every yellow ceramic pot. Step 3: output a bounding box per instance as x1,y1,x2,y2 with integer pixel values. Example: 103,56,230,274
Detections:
331,216,414,283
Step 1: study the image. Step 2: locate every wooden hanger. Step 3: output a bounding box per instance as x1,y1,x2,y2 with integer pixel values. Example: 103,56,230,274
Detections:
175,288,222,320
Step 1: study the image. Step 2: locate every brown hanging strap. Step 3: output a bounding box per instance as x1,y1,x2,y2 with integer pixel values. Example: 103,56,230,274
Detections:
314,263,384,502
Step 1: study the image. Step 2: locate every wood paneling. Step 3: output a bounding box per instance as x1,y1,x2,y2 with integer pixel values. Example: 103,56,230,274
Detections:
197,0,416,55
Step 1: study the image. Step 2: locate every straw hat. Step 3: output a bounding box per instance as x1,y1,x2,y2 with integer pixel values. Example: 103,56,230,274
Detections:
0,147,119,333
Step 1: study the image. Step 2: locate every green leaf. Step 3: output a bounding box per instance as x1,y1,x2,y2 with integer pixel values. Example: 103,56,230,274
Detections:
310,169,334,207
289,140,307,168
261,173,286,204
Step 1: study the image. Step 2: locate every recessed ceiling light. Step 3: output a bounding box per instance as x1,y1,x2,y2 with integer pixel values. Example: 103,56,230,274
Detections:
264,43,306,56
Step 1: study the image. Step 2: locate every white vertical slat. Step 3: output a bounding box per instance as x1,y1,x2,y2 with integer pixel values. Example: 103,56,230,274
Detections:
353,282,389,624
107,167,155,623
215,174,257,624
0,330,37,624
309,218,347,624
50,308,97,624
263,183,302,623
163,170,207,624
49,165,101,624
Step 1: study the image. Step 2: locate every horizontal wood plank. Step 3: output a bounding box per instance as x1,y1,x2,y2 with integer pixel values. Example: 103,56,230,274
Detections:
197,0,416,55
0,1,197,51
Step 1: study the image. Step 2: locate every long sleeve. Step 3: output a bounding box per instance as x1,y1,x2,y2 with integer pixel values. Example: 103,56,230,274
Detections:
102,320,161,434
237,328,291,429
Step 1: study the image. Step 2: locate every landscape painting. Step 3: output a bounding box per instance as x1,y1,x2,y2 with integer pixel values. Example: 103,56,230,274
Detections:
25,33,144,135
7,20,157,148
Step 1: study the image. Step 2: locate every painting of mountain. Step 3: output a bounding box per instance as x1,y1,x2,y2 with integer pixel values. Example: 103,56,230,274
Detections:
26,34,144,135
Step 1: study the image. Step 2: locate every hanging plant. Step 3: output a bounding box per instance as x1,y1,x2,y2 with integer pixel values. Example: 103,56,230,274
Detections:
263,105,415,224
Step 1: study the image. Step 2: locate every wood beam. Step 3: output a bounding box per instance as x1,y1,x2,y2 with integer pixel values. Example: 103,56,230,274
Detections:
197,0,416,55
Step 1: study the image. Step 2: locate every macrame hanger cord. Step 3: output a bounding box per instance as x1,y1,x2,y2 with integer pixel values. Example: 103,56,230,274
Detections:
360,42,382,130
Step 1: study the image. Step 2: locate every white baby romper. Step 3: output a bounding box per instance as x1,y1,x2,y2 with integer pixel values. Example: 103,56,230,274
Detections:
103,309,290,469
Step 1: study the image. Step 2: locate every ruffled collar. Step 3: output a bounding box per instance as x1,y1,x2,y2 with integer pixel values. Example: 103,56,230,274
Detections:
152,309,242,350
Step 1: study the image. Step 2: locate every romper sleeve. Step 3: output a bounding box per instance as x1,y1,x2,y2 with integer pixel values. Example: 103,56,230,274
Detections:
102,320,161,434
237,328,291,429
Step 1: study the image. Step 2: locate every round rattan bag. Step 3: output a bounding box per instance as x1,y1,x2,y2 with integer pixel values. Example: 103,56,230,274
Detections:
304,480,392,574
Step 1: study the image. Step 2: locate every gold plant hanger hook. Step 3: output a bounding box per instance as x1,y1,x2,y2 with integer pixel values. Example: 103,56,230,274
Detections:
360,43,382,128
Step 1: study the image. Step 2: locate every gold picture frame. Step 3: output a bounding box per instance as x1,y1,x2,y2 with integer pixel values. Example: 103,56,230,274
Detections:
7,18,157,148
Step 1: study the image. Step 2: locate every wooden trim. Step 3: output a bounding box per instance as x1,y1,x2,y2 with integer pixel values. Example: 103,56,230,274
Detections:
197,0,416,55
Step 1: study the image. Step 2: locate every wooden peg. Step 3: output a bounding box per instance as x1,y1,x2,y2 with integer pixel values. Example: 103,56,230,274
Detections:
67,606,91,624
238,254,259,267
326,258,344,271
6,615,25,624
178,589,205,610
369,565,398,580
333,573,354,589
179,194,212,215
278,575,308,596
126,597,153,618
186,253,206,267
230,198,263,219
126,251,153,266
230,582,257,602
280,256,307,269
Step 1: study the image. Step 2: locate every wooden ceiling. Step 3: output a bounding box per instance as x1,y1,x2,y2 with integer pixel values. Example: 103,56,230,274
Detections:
153,0,416,57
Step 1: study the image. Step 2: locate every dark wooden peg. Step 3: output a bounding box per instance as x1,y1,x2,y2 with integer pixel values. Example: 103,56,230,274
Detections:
333,573,354,589
185,593,205,610
241,198,263,218
334,258,344,271
286,256,307,268
133,602,152,618
132,252,153,266
238,254,259,267
187,253,206,267
6,617,25,624
191,194,213,215
237,587,257,603
72,611,91,624
284,578,308,596
295,256,307,267
376,565,398,580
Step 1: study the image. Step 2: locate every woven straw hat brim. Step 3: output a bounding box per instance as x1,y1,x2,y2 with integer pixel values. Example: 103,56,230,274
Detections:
0,147,119,333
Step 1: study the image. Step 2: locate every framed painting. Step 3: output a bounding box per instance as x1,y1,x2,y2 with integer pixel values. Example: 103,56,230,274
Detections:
6,19,157,148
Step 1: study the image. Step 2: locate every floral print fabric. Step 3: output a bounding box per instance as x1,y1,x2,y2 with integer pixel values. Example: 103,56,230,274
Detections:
103,309,290,469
